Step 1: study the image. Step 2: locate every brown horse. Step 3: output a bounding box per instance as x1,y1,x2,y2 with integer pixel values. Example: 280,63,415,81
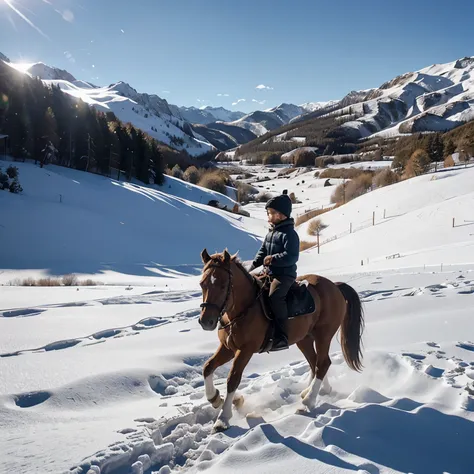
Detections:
199,248,364,432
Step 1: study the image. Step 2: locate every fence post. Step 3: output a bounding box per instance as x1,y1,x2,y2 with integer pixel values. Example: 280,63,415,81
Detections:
452,217,455,228
317,231,320,254
383,209,386,219
350,222,352,233
373,211,375,226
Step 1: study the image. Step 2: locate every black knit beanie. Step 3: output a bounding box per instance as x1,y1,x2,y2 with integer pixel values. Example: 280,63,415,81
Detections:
265,190,292,217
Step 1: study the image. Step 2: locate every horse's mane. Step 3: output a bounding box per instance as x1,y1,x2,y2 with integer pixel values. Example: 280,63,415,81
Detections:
202,252,255,286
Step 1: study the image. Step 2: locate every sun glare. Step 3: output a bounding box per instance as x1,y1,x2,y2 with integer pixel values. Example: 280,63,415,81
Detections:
11,62,35,72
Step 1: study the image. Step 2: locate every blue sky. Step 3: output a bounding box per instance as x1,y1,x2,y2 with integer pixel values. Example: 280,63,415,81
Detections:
1,0,473,113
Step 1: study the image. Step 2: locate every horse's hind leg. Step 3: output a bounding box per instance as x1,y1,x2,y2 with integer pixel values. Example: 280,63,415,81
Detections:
297,336,317,399
214,348,253,432
203,343,234,409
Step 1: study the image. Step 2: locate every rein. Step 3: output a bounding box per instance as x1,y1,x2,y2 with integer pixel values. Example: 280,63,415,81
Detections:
200,263,265,330
200,264,233,319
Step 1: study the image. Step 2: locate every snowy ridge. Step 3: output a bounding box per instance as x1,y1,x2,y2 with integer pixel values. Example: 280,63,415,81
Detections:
339,56,474,138
43,80,214,156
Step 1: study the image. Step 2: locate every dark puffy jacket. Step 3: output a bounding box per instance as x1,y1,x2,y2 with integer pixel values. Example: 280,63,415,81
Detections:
252,218,300,278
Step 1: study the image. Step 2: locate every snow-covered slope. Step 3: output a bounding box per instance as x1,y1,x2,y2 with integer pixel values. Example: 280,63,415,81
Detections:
340,57,474,138
298,166,474,273
1,162,474,474
0,161,259,282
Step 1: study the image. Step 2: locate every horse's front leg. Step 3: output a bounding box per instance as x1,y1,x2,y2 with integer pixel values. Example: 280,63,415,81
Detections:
203,343,234,409
213,348,253,432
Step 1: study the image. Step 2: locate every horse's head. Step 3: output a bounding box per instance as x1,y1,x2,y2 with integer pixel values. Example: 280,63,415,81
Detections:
199,248,233,331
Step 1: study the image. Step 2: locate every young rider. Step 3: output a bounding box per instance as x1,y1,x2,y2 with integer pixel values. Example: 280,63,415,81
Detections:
249,190,300,350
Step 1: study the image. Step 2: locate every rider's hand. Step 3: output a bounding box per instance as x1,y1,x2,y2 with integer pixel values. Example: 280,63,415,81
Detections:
264,255,273,266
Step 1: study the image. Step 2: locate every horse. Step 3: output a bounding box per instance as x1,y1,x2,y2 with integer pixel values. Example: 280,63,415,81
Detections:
198,248,364,432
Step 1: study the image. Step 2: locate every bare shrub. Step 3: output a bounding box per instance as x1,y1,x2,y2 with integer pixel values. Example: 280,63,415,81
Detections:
320,168,370,180
81,279,98,286
37,277,61,287
314,171,320,178
183,166,201,184
331,173,373,204
236,182,255,204
444,155,455,168
308,218,325,236
21,278,36,287
62,274,78,286
198,171,227,195
289,192,297,204
170,164,184,179
373,168,400,188
293,149,317,167
262,153,282,165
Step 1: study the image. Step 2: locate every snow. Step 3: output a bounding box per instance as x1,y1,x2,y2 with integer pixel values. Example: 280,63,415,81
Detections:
299,100,339,112
43,80,214,156
1,162,474,474
0,161,259,284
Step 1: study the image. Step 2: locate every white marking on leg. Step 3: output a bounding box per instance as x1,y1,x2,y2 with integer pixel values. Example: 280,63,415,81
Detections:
302,377,322,411
205,375,216,400
320,374,332,395
213,390,235,431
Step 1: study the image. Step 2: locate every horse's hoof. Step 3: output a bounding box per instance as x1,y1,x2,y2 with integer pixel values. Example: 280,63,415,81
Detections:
302,395,317,411
212,418,229,433
295,405,310,415
233,395,244,409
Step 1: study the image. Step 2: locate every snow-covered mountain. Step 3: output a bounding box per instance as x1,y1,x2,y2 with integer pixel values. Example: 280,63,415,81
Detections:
243,55,474,147
41,79,214,156
26,62,77,82
300,100,339,113
336,57,474,138
173,106,245,125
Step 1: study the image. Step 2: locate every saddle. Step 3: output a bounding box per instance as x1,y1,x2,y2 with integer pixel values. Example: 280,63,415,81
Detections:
255,274,316,353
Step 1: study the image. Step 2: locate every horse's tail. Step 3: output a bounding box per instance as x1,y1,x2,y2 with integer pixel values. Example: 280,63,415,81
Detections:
337,282,364,372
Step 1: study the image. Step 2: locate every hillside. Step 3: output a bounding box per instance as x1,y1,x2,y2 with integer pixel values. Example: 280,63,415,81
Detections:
0,161,261,284
298,166,474,274
237,55,474,160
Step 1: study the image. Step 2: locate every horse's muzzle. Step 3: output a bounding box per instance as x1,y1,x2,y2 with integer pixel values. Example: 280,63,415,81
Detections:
199,315,218,331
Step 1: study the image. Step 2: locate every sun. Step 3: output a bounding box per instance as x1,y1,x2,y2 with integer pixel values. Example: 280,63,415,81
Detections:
10,62,35,73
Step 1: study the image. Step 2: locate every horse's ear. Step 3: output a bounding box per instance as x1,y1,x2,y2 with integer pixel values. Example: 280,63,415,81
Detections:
201,248,211,264
223,249,231,265
231,251,239,261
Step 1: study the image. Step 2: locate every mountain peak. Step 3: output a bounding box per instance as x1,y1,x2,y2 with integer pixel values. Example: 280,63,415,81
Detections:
26,62,76,82
0,52,10,63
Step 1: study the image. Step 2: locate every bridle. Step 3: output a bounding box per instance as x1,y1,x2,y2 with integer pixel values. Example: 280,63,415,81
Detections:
200,262,265,330
200,264,233,322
